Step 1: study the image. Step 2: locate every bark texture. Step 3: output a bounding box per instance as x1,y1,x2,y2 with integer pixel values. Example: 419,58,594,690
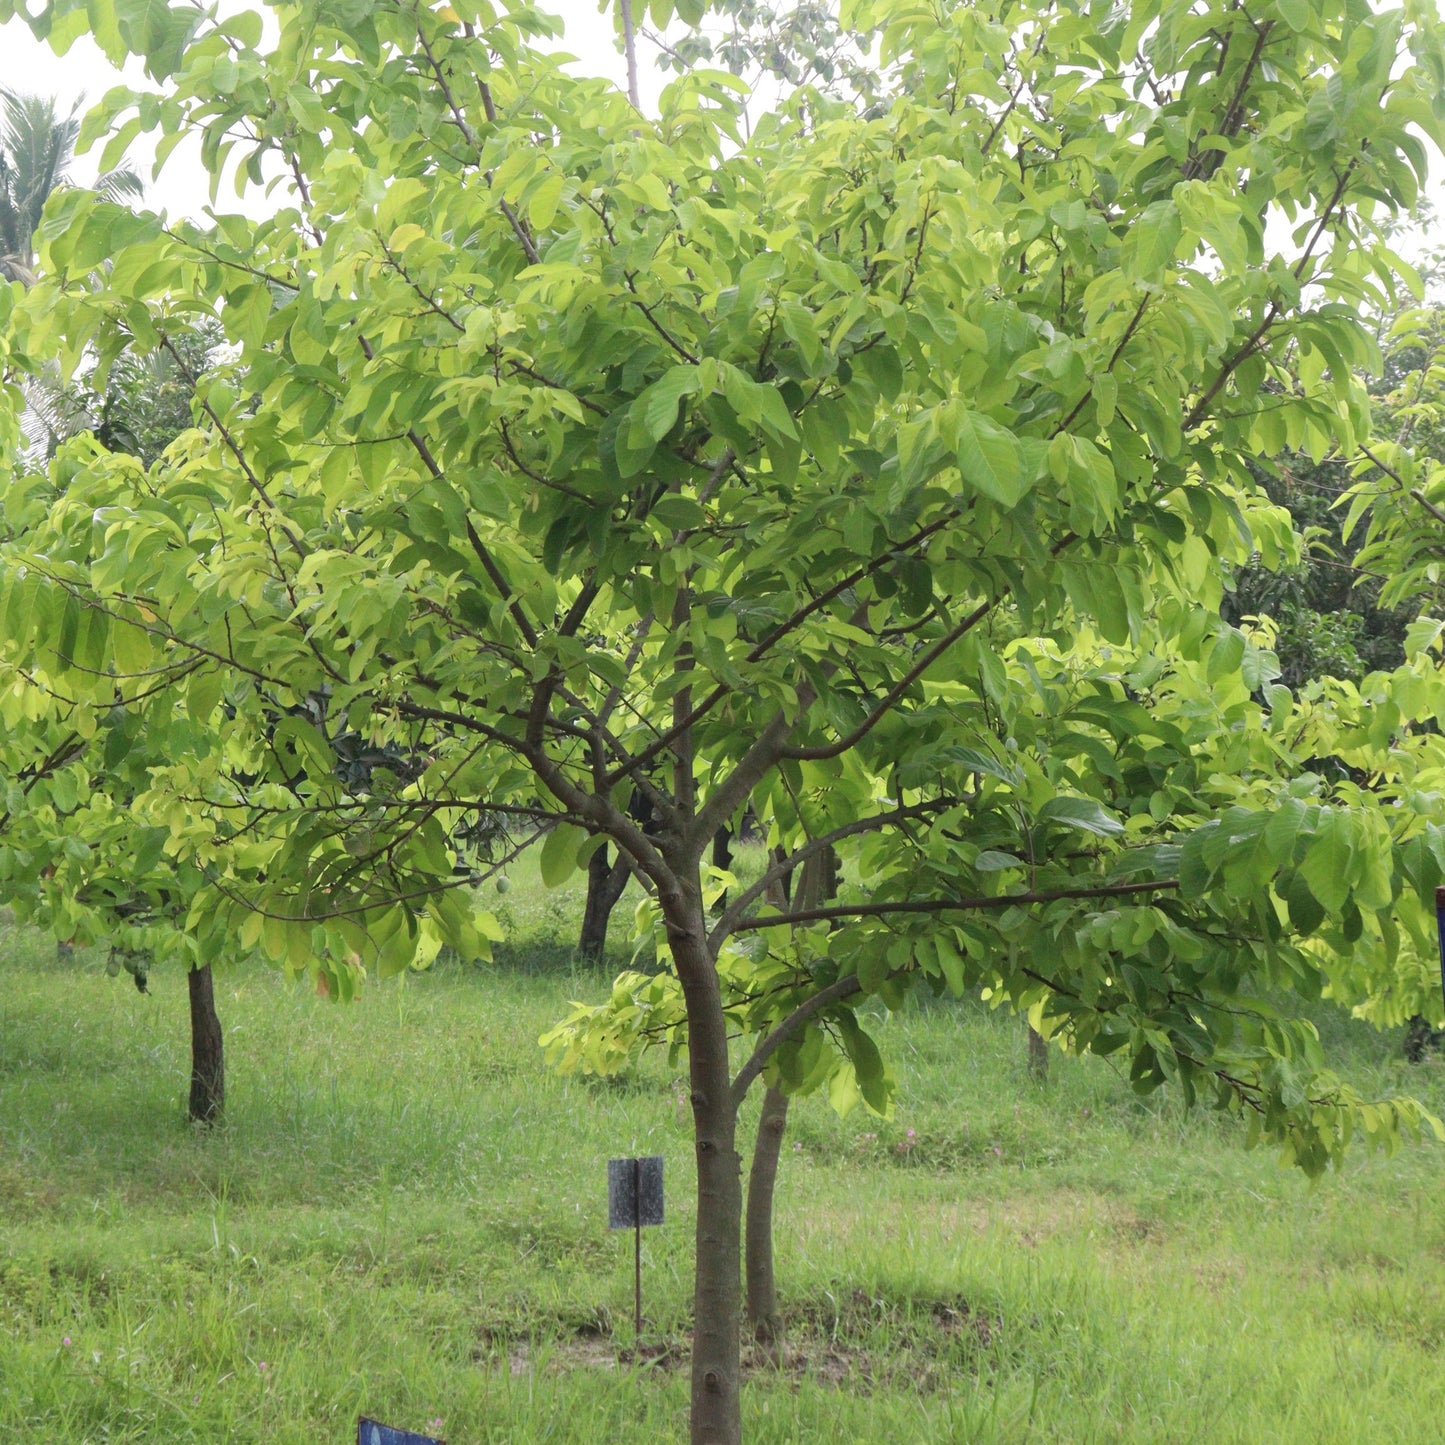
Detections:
187,963,225,1124
578,843,630,961
1028,1024,1049,1081
745,1083,789,1347
740,845,832,1352
668,886,743,1445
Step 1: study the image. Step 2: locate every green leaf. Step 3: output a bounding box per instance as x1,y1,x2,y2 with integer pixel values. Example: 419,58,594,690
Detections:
540,822,588,888
632,367,700,445
1036,796,1124,837
1206,628,1245,684
528,170,565,230
1300,809,1354,915
720,366,797,439
1285,871,1326,935
187,669,224,724
1130,202,1181,276
1179,826,1215,899
975,850,1024,872
1263,797,1308,866
949,408,1028,506
1404,616,1445,658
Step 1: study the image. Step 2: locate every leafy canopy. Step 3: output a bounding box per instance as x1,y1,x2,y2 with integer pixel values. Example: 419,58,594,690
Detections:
0,0,1441,1163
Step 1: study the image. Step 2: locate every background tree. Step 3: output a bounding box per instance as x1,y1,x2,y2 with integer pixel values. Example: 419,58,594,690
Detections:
0,292,230,1120
0,88,142,284
641,0,885,116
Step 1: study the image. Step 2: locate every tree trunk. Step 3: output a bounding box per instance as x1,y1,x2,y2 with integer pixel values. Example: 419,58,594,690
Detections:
578,843,630,962
745,1083,789,1349
1027,1024,1049,1081
188,963,225,1124
667,893,743,1445
739,845,830,1354
710,826,733,913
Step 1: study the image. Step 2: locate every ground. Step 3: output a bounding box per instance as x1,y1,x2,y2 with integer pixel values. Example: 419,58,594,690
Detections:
2,849,1444,1442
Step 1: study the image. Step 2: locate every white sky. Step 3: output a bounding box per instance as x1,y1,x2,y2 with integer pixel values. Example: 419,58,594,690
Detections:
0,2,649,221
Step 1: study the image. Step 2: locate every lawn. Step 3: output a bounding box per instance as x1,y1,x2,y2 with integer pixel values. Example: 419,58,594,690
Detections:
3,850,1445,1442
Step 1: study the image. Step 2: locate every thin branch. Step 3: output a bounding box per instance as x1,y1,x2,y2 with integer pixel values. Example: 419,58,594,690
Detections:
730,975,862,1108
620,0,641,111
780,598,994,762
1183,161,1358,433
602,509,957,791
159,335,308,557
729,878,1181,932
1410,488,1445,529
708,799,957,954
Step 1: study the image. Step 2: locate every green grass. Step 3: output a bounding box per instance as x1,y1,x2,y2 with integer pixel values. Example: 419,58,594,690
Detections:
4,855,1445,1442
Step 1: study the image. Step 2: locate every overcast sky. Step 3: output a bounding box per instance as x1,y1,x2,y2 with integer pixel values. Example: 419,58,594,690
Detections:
0,4,646,221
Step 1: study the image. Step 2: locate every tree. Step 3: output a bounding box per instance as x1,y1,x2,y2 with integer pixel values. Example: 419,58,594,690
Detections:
642,0,885,118
1,88,147,462
0,88,142,284
0,296,232,1121
2,1,1444,1441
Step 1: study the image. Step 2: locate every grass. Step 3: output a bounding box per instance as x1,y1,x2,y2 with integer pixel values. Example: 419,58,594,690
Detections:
4,847,1445,1442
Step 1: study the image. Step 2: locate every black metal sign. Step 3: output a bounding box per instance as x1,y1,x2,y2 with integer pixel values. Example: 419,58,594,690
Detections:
358,1419,443,1445
608,1155,664,1228
609,1155,664,1339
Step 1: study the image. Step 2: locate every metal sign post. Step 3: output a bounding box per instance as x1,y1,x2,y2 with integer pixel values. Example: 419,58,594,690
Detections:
608,1155,664,1341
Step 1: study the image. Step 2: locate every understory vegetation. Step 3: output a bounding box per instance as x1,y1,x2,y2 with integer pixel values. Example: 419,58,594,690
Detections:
3,855,1444,1444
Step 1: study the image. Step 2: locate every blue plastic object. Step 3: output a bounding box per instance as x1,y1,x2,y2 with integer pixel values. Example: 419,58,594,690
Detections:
1436,887,1445,1009
358,1419,442,1445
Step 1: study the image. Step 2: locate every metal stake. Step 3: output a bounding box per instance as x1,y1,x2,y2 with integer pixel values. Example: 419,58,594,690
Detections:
633,1156,643,1340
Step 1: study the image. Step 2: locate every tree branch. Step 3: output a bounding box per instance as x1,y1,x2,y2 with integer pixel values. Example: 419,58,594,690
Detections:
708,799,957,955
730,975,862,1109
729,878,1181,932
779,597,994,762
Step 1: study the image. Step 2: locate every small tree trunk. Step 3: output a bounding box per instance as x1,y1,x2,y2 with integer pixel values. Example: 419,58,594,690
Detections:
745,1083,789,1349
770,844,792,903
739,845,831,1354
578,844,630,962
1027,1024,1049,1081
710,826,733,913
188,963,225,1124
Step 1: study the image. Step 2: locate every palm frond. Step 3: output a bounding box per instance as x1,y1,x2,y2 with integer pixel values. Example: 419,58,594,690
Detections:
95,167,145,204
0,88,144,280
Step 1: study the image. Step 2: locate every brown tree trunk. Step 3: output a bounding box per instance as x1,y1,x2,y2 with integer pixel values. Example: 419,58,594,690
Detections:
745,1083,789,1349
710,826,734,913
188,963,225,1124
739,846,830,1353
1028,1023,1049,1081
578,843,631,962
667,889,743,1445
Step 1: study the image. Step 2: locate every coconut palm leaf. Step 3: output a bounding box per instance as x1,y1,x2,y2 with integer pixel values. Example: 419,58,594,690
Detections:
0,88,143,282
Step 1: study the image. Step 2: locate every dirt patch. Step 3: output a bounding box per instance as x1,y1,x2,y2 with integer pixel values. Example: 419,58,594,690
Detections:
476,1288,1001,1391
1112,1213,1162,1244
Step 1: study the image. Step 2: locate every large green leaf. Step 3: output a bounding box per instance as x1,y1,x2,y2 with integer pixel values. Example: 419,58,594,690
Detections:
948,408,1029,506
1036,796,1124,837
540,822,588,888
